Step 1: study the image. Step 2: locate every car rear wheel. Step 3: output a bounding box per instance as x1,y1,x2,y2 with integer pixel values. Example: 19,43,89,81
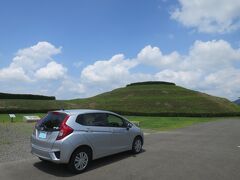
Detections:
68,147,91,174
132,137,142,154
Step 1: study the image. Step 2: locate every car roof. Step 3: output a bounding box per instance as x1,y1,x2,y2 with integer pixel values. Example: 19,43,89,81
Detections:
53,109,116,116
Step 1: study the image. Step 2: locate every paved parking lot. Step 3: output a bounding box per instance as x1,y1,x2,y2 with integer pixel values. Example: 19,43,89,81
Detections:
0,118,240,180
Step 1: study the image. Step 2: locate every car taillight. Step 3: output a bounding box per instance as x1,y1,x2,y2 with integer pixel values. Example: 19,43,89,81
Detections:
56,115,73,140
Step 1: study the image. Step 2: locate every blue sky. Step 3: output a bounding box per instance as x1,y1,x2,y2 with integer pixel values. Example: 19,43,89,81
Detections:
0,0,240,100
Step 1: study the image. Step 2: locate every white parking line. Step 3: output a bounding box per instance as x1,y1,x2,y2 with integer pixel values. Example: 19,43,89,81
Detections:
237,146,240,148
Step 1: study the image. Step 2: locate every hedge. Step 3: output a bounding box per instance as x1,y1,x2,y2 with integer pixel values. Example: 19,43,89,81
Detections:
127,81,175,87
0,93,56,100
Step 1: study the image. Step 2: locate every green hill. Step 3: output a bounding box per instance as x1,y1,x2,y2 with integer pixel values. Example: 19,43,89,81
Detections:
69,82,240,116
0,82,240,116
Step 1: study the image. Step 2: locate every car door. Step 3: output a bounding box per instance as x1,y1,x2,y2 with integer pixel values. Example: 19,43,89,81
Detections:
107,114,131,153
76,113,112,158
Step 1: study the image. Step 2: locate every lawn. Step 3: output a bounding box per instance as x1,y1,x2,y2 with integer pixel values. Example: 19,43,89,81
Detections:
125,116,223,131
0,113,227,131
0,113,45,123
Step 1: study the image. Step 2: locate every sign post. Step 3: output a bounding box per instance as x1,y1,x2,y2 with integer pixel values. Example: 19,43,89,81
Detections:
9,114,16,123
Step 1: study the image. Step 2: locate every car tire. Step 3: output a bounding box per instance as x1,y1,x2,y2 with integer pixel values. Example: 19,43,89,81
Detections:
68,147,91,174
132,137,142,154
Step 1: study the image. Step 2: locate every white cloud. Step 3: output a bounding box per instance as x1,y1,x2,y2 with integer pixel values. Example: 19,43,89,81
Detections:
79,54,145,95
183,40,240,72
155,70,202,88
56,78,86,99
35,61,67,80
137,45,181,69
0,41,63,82
79,40,240,100
137,40,240,99
81,54,137,84
1,40,240,100
203,68,240,98
11,41,61,71
0,66,31,82
0,41,68,98
171,0,240,33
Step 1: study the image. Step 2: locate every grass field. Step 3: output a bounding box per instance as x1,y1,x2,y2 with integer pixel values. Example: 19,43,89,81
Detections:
126,116,222,131
0,113,45,123
0,113,230,131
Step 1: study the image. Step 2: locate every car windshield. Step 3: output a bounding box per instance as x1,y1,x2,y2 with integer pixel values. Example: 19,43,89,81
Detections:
36,112,67,131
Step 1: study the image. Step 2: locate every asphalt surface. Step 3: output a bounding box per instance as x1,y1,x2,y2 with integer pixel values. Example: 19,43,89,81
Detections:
0,118,240,180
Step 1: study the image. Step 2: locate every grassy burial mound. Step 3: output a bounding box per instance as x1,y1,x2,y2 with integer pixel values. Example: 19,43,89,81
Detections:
0,82,240,116
69,82,240,116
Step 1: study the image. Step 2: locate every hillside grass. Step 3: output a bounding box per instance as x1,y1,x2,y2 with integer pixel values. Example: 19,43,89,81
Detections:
0,83,240,116
69,84,240,116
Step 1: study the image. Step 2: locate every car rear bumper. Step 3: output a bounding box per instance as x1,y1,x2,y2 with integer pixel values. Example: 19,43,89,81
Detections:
31,144,62,163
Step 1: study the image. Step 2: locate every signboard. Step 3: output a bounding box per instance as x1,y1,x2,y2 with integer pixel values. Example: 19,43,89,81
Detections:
23,116,41,122
8,114,16,122
9,114,16,118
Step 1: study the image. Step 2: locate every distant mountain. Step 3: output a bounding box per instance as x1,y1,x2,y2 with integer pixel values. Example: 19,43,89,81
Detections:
233,99,240,105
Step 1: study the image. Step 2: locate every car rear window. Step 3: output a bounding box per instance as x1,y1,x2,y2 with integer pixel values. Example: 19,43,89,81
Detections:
36,112,67,131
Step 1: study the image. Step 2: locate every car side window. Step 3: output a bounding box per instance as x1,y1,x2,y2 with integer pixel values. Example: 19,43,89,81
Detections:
107,114,126,128
76,113,108,127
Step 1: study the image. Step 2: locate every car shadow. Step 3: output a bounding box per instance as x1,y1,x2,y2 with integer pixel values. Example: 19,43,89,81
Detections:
33,149,146,177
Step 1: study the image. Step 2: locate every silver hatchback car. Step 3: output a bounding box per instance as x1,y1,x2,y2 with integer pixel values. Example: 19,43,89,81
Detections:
31,109,144,173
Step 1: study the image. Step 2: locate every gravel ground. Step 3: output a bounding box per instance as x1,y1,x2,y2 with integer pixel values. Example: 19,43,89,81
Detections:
0,123,156,163
0,119,240,180
0,123,35,163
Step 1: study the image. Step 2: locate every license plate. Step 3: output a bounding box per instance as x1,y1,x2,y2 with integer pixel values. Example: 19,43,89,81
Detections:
39,131,47,139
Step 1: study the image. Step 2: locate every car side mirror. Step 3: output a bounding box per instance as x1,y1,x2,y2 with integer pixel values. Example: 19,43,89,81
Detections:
126,123,132,130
